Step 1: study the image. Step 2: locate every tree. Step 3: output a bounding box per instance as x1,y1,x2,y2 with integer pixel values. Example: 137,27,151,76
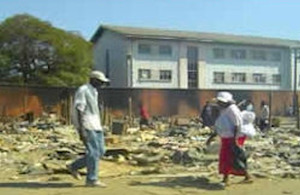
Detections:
0,14,93,86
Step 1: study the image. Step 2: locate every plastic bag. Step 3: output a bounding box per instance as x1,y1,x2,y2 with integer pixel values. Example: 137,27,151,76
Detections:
240,111,256,137
241,124,256,137
232,145,247,171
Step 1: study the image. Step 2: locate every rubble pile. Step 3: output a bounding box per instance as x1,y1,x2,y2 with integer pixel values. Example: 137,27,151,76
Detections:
0,115,300,181
246,128,300,179
0,114,83,180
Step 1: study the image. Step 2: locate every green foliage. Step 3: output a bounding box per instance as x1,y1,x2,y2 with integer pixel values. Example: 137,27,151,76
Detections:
0,14,92,86
0,53,11,68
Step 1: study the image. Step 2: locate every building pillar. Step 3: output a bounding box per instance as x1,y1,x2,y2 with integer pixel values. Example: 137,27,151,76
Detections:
198,46,206,89
178,44,188,89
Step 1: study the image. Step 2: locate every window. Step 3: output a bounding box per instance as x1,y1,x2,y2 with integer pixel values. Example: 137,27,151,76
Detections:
231,49,246,59
188,72,198,88
187,46,198,88
138,69,151,80
159,70,172,81
251,50,266,60
272,74,281,84
213,48,225,59
213,72,225,83
138,44,151,54
270,51,282,62
159,45,172,56
253,73,266,83
232,73,246,83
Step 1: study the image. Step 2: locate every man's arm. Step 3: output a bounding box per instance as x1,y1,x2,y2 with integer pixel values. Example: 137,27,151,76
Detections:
206,132,217,146
74,88,88,146
77,109,87,146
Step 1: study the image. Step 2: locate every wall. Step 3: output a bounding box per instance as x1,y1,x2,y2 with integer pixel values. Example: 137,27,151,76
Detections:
0,85,73,122
200,43,290,90
101,88,294,117
93,31,129,88
131,39,180,88
0,85,295,119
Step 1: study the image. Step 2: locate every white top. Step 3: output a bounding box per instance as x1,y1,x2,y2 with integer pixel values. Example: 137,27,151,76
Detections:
215,104,243,138
240,111,256,137
72,83,103,131
261,105,270,120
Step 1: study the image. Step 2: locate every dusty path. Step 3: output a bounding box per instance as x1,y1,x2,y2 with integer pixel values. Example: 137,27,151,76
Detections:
0,174,299,195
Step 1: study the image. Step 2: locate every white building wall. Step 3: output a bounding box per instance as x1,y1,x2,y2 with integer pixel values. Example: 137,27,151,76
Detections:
131,40,180,88
93,30,294,90
93,31,129,88
129,40,292,90
202,44,291,90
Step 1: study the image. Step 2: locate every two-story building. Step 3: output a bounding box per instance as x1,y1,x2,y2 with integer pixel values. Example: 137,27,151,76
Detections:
91,25,300,90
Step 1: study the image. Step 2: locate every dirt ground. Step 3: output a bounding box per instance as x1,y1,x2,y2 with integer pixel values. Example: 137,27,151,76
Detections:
0,161,299,195
0,175,299,195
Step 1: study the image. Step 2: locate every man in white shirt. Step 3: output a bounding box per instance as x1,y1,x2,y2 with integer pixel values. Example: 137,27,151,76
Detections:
67,70,109,187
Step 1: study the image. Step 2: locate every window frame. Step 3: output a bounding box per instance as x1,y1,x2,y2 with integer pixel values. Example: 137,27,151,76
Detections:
213,72,225,83
159,45,172,56
231,49,246,60
270,51,282,62
159,70,172,81
251,50,267,61
253,73,266,83
231,72,246,83
138,44,151,55
138,69,151,80
213,48,225,59
272,74,281,85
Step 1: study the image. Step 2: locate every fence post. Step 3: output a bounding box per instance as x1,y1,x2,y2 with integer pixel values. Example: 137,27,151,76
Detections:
268,91,272,129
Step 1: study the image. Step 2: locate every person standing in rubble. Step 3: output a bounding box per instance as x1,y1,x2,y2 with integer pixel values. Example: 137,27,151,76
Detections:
139,103,151,129
201,101,214,128
259,100,270,132
200,100,220,128
67,70,109,187
206,92,252,186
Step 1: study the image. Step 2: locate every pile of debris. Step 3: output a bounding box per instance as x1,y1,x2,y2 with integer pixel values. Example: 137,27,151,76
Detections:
0,115,300,181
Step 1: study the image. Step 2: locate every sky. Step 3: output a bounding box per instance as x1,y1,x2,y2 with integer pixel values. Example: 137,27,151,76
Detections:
1,0,300,41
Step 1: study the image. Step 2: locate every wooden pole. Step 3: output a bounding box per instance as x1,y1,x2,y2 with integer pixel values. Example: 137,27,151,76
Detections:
268,91,272,129
129,97,133,126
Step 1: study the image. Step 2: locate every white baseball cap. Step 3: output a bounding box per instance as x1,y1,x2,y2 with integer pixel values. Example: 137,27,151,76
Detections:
90,71,110,82
216,91,234,103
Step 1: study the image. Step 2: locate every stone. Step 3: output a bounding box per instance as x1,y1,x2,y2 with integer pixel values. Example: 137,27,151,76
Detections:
175,117,190,126
132,153,164,166
251,171,269,178
105,136,120,145
205,142,220,155
171,148,204,165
